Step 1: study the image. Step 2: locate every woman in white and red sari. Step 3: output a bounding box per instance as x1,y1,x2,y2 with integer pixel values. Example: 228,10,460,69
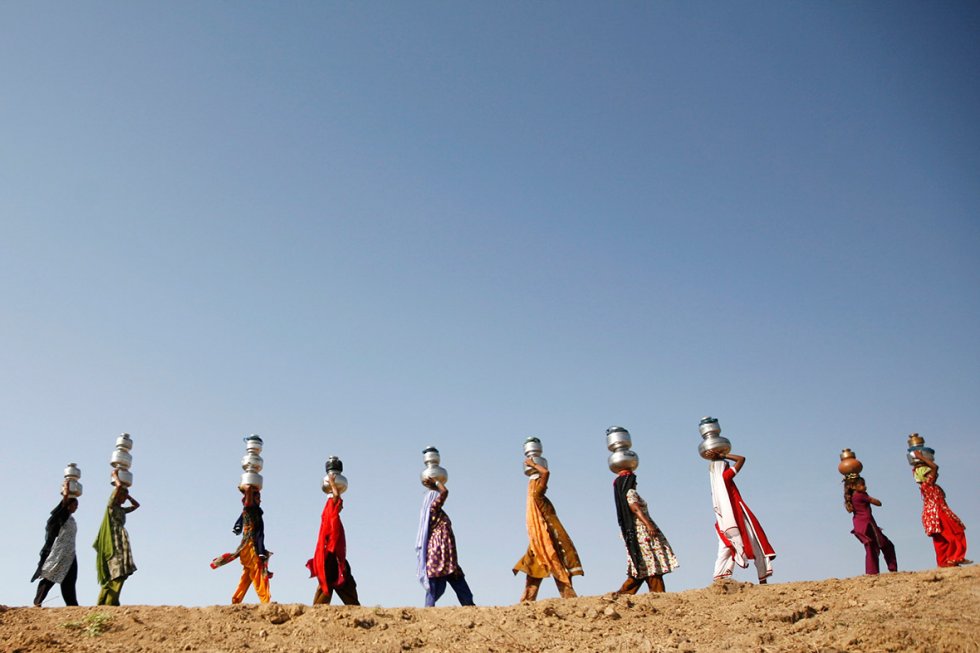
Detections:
706,450,775,583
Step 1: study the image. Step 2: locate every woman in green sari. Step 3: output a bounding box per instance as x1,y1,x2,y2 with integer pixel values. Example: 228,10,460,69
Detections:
94,469,140,605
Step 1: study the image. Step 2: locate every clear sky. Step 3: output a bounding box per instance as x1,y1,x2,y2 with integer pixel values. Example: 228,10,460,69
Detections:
2,2,978,608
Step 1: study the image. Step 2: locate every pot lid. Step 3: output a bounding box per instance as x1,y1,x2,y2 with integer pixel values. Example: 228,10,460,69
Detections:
605,426,629,435
699,416,718,426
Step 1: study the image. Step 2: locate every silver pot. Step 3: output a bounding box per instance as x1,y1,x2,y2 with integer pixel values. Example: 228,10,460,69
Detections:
241,453,264,472
605,427,632,452
422,447,441,465
421,464,448,485
907,446,935,466
322,471,348,495
524,455,548,477
116,470,133,487
241,471,263,489
523,437,543,458
698,417,721,438
325,456,343,473
698,434,732,459
244,434,263,454
64,463,81,480
115,433,133,451
110,449,133,470
66,479,83,498
608,449,639,473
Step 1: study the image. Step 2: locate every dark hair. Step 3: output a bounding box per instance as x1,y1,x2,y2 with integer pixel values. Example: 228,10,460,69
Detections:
843,476,865,513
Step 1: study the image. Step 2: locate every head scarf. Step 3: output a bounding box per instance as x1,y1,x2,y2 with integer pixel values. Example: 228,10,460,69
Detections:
415,490,439,590
613,471,644,573
306,496,346,593
31,500,73,582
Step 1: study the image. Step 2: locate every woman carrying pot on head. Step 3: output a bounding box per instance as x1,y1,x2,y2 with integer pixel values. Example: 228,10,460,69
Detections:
911,451,970,568
513,457,583,601
94,468,139,605
612,470,678,594
307,474,359,605
211,484,272,603
32,480,80,606
843,475,897,575
417,477,474,606
705,450,775,584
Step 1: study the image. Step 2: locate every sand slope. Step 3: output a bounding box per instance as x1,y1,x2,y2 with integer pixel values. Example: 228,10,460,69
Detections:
3,566,978,653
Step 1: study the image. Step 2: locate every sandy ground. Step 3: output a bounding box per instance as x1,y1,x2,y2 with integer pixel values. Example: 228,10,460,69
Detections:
2,566,978,653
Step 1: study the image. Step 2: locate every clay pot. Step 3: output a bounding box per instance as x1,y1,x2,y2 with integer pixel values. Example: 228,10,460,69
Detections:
838,449,863,476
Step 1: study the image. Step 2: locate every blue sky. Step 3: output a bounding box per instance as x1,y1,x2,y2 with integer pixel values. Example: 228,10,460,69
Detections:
2,2,978,607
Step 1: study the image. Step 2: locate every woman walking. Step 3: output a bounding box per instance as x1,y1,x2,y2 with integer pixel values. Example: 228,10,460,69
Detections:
94,469,139,605
705,450,775,584
911,451,969,567
32,480,80,606
417,477,474,606
612,470,678,594
844,476,897,575
307,474,359,605
211,485,272,603
513,457,583,601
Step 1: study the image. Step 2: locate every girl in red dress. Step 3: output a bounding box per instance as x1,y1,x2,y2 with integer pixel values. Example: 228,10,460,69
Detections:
911,451,970,567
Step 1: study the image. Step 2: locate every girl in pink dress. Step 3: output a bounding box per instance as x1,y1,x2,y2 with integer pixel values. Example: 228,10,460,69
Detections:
843,476,897,575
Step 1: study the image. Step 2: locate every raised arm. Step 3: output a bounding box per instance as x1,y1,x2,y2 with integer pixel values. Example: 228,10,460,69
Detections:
722,452,746,473
123,493,140,513
524,457,550,484
913,451,939,481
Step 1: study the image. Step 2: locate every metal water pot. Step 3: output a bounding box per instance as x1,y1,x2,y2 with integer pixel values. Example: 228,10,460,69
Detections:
697,416,732,459
244,434,263,454
116,470,133,487
115,433,133,451
110,449,133,469
524,455,548,477
523,437,543,458
66,480,83,497
606,426,639,472
241,453,264,472
64,462,83,497
421,446,448,486
608,449,639,473
322,470,349,495
241,471,263,489
605,427,632,452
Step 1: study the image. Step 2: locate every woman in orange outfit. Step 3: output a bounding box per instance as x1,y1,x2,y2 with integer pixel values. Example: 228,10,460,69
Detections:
211,485,272,603
513,457,583,601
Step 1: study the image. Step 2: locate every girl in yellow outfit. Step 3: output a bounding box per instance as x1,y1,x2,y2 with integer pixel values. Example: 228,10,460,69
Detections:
513,457,583,601
211,485,271,603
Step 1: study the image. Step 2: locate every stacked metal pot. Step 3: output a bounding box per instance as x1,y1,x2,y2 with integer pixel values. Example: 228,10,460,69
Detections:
420,446,448,486
240,434,264,489
697,417,731,459
64,463,83,497
606,426,639,473
322,456,348,495
906,433,935,466
523,437,548,477
109,433,134,487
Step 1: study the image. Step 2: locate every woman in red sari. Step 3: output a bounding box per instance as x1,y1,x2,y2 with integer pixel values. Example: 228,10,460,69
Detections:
307,474,359,605
911,451,970,567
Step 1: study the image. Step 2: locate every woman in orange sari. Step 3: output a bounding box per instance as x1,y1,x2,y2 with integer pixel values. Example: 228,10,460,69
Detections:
513,457,583,601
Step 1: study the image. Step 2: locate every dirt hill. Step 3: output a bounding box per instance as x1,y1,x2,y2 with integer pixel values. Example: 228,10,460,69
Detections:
3,566,978,653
